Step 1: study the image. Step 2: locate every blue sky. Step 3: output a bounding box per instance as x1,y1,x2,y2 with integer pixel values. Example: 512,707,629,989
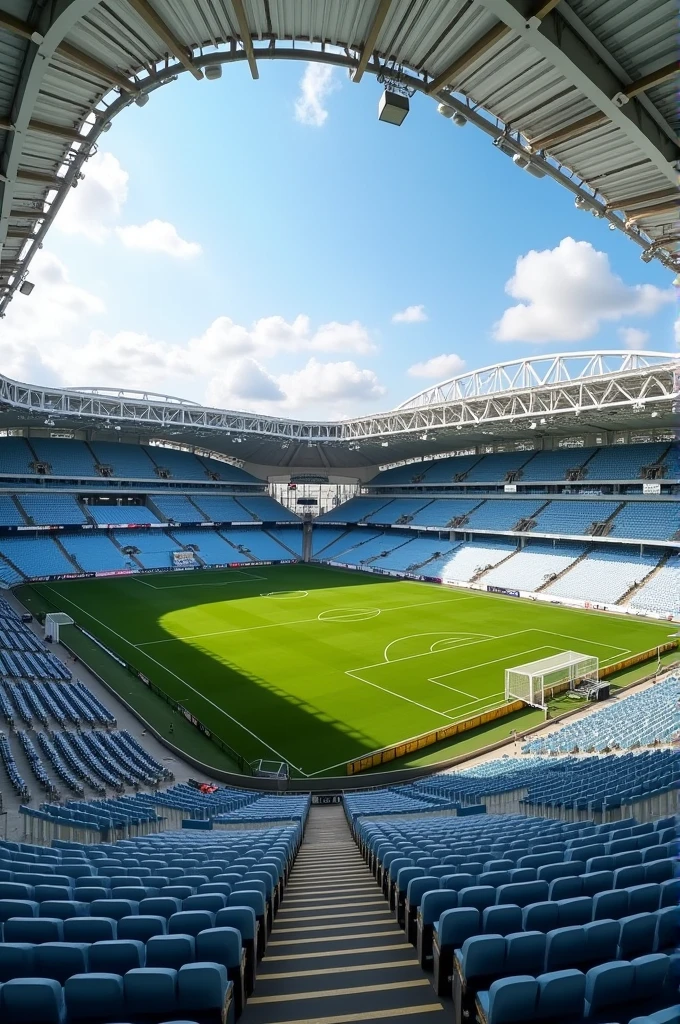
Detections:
4,58,676,418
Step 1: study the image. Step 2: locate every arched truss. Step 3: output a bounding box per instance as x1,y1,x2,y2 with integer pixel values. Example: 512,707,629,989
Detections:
0,0,677,313
398,351,677,409
0,352,676,469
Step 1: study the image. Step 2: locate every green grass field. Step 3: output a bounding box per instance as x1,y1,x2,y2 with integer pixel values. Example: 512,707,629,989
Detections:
18,564,676,778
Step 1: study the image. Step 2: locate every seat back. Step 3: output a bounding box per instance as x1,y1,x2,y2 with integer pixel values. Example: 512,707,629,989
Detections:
123,966,178,1015
63,916,116,943
584,959,634,1013
0,976,65,1024
537,968,586,1019
64,972,125,1022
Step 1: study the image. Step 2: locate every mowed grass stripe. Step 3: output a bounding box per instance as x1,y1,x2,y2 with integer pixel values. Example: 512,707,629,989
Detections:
27,564,673,775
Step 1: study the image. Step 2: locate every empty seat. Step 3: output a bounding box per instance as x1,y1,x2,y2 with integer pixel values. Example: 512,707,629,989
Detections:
183,893,228,914
545,925,584,970
34,942,90,984
117,914,166,942
618,913,657,959
5,917,64,943
505,930,545,975
89,938,145,974
537,968,586,1019
63,916,116,943
0,942,34,982
584,959,634,1015
90,899,138,921
556,897,592,927
177,961,232,1020
583,919,620,966
593,889,628,921
483,905,523,937
123,966,178,1018
522,902,559,934
196,926,244,1018
64,972,125,1022
146,933,195,971
0,977,65,1024
476,975,538,1024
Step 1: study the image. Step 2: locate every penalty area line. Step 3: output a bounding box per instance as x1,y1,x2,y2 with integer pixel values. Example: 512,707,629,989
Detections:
42,585,309,777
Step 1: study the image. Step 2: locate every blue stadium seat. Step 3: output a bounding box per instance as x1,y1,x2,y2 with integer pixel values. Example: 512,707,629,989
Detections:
64,972,125,1022
0,977,66,1024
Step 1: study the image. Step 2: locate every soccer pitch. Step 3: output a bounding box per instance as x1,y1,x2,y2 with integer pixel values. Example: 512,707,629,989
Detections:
25,564,675,777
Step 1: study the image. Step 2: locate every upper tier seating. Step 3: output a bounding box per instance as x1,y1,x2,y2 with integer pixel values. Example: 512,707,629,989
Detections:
418,454,482,483
629,557,680,616
523,675,680,754
88,442,157,479
17,494,87,526
147,447,212,481
583,443,671,480
192,496,254,522
29,439,98,477
317,497,392,523
0,537,76,578
310,528,381,561
236,496,299,522
86,505,161,526
517,448,598,482
408,498,481,527
609,503,680,541
465,500,545,531
151,494,206,523
0,438,35,476
544,548,662,605
321,531,410,566
480,542,584,591
311,528,348,556
363,498,433,524
59,533,132,573
463,452,535,483
532,500,621,536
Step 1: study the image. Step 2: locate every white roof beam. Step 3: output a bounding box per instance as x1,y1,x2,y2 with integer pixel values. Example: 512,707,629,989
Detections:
126,0,203,80
353,0,393,84
478,0,679,185
230,0,259,80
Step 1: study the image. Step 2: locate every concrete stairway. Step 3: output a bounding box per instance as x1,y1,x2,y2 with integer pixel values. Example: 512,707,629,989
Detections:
242,803,447,1024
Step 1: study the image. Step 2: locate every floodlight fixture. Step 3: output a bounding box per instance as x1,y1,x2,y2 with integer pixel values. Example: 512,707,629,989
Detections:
452,113,467,127
529,421,537,429
204,64,222,80
377,64,414,126
437,103,455,118
19,280,34,296
135,92,149,107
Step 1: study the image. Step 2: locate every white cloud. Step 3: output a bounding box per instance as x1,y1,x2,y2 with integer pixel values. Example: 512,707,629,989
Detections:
618,327,650,350
494,237,674,343
206,358,284,406
408,353,466,379
55,152,128,242
392,304,428,324
294,64,339,127
115,219,202,259
189,314,375,361
278,358,386,410
675,317,680,347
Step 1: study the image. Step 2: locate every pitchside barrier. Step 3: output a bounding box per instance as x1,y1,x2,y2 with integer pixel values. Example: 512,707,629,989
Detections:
345,640,679,775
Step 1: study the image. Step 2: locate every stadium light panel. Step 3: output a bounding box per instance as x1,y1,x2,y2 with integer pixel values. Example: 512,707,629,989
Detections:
378,90,409,126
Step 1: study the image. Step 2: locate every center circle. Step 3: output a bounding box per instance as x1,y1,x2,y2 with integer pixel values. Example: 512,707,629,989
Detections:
260,590,309,600
318,608,381,623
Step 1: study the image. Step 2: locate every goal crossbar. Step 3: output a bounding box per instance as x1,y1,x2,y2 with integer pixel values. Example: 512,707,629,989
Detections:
505,650,599,709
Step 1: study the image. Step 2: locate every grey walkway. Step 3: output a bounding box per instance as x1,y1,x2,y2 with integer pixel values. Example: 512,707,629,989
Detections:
241,804,447,1024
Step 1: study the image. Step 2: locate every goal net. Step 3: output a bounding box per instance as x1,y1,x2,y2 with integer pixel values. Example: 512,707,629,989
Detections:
44,612,74,644
505,651,599,709
250,759,289,780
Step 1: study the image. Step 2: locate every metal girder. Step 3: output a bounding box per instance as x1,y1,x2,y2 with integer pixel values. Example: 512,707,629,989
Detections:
624,61,677,100
479,0,679,185
0,1,104,269
126,0,203,81
230,0,259,80
427,22,509,94
0,357,675,448
353,0,393,83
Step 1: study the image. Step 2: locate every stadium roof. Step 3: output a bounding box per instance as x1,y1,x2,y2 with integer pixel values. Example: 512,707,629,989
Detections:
0,0,677,312
0,351,676,469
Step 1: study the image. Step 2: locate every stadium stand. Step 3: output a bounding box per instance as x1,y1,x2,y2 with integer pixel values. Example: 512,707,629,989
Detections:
544,549,662,605
114,530,185,570
0,496,26,526
522,675,680,753
515,447,599,482
17,494,87,526
479,541,585,591
145,446,213,481
85,504,161,526
88,441,158,479
0,537,77,578
463,452,535,483
583,443,671,480
363,497,434,524
28,439,98,478
531,500,621,536
0,437,36,475
191,495,255,522
408,498,482,527
168,529,251,565
58,534,132,573
265,527,303,557
236,496,299,522
435,540,518,582
223,529,297,563
150,493,207,522
629,556,680,617
464,499,546,532
609,502,680,542
316,496,392,523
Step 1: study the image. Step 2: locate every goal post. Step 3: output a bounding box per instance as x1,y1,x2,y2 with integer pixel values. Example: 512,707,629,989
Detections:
505,651,599,709
44,612,74,644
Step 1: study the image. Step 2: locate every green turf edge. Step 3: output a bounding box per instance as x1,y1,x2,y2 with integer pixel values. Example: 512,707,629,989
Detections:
14,581,679,782
15,586,241,775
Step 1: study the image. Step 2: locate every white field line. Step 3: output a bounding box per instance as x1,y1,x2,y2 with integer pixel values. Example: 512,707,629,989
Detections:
353,628,532,675
137,594,476,647
43,585,309,777
428,646,557,685
382,631,494,664
343,668,457,722
131,570,267,590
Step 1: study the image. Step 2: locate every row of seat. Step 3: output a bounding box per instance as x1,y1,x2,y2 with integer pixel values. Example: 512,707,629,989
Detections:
0,960,235,1024
475,953,675,1024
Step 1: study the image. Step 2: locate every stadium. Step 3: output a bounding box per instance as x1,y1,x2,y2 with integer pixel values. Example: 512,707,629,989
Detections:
0,2,677,1024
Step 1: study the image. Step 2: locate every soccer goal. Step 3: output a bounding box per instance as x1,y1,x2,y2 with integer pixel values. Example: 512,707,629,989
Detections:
505,651,599,709
44,612,74,644
250,759,289,780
